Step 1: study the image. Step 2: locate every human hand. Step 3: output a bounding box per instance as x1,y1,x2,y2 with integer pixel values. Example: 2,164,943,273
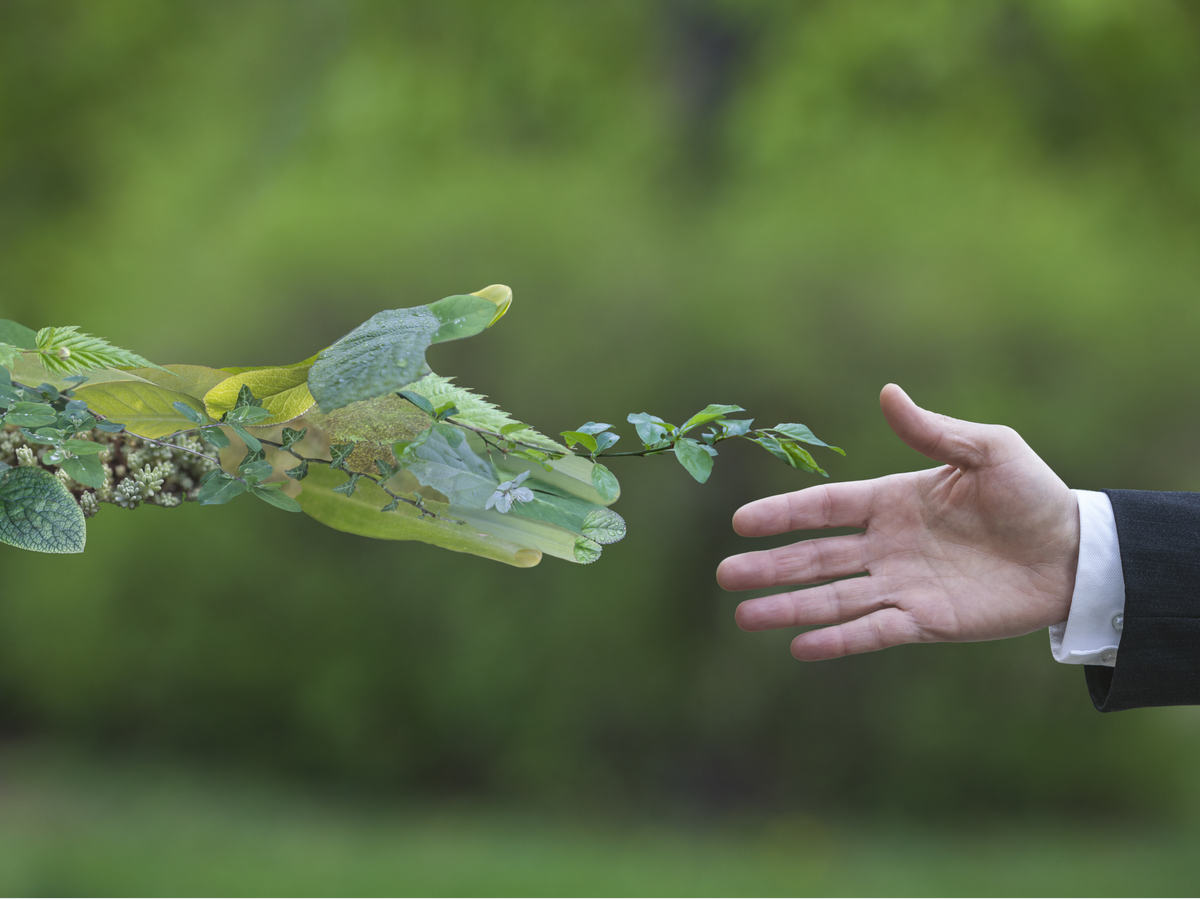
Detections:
716,384,1080,660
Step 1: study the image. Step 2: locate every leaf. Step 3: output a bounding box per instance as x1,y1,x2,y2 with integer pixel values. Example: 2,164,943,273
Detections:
675,438,715,483
59,455,106,489
560,430,598,453
590,463,620,502
499,422,528,437
250,482,303,512
62,439,106,455
197,473,247,505
308,291,507,413
592,432,620,453
402,375,563,452
0,383,22,407
73,382,207,439
574,422,613,436
397,390,435,415
172,401,206,424
680,404,745,435
296,463,542,568
720,418,754,438
200,426,230,449
123,364,230,403
0,466,87,553
285,460,309,481
227,423,262,452
771,423,845,456
332,473,362,496
0,343,20,369
0,319,38,349
3,402,58,428
238,459,275,482
581,507,627,545
329,442,356,470
573,537,603,564
404,428,499,508
627,412,670,447
224,405,273,425
34,326,160,377
280,427,306,451
204,359,318,426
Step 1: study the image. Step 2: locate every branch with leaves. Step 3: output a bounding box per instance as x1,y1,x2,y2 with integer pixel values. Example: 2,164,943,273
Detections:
0,286,842,566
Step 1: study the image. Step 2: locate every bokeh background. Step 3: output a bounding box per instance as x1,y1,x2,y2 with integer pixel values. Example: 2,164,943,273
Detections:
4,0,1200,894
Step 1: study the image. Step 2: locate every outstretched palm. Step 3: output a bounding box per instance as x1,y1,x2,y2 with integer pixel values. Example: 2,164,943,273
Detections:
716,384,1080,660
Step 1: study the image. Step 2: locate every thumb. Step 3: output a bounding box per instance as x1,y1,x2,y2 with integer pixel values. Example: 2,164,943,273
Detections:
879,384,993,469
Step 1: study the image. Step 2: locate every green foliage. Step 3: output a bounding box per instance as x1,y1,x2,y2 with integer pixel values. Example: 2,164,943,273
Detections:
33,326,158,377
0,466,86,553
73,382,202,438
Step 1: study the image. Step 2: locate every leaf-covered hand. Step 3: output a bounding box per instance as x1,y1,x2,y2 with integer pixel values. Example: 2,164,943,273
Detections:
717,384,1080,659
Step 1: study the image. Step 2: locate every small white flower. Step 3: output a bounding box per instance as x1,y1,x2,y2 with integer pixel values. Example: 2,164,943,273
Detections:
486,469,535,513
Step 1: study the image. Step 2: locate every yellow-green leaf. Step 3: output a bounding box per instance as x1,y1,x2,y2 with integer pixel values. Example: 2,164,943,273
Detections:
125,364,230,403
296,464,541,568
73,382,208,438
204,360,317,426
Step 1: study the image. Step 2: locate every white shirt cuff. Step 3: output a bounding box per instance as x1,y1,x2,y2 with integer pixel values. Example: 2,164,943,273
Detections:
1049,490,1126,667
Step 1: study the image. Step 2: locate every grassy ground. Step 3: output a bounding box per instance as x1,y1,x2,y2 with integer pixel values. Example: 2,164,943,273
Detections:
1,747,1198,897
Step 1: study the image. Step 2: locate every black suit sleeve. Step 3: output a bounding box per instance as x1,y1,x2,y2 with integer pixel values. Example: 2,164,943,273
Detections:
1085,490,1200,711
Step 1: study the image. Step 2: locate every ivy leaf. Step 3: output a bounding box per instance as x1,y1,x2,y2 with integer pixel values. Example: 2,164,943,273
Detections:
0,466,87,553
560,430,599,454
60,455,106,489
285,460,309,481
332,473,362,496
770,423,845,456
680,404,745,435
0,319,38,349
329,442,356,471
581,507,627,545
308,291,507,413
627,412,671,447
590,463,620,502
34,326,160,377
249,482,302,512
674,438,715,483
197,473,247,506
280,427,306,451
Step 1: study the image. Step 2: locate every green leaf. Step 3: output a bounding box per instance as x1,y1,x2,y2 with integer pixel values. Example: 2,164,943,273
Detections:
59,454,106,489
122,364,230,403
402,375,564,453
73,382,207,439
427,293,508,344
249,482,303,512
581,507,627,545
720,418,754,438
4,402,58,428
404,428,499,507
771,423,845,456
332,473,362,496
397,390,435,415
592,432,620,453
238,459,274,483
329,442,356,470
62,439,106,456
296,463,542,568
204,359,317,426
200,426,230,449
499,422,528,437
280,427,306,451
197,473,247,505
680,404,745,435
227,423,262,452
0,466,87,553
285,460,309,481
0,343,20,369
590,463,619,502
34,326,160,377
0,319,38,349
675,438,715,483
0,383,23,407
560,430,599,453
573,536,603,565
380,497,401,513
172,400,206,424
225,404,273,425
627,412,671,447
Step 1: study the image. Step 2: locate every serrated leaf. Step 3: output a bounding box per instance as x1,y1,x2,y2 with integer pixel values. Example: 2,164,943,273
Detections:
680,404,745,435
573,536,603,564
197,473,247,505
34,326,160,377
250,482,303,512
308,292,504,413
73,382,205,439
581,507,627,545
590,463,619,502
59,454,106,488
3,402,57,428
0,466,86,553
675,437,715,483
402,375,563,453
204,360,317,426
771,422,845,456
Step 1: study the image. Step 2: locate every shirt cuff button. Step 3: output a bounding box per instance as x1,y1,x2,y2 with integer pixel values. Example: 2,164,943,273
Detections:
1100,650,1117,664
1112,614,1124,632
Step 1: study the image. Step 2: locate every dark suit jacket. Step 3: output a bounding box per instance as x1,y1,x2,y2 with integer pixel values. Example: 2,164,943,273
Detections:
1085,490,1200,711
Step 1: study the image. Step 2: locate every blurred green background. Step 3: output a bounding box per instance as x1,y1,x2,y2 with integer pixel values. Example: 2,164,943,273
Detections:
4,0,1200,894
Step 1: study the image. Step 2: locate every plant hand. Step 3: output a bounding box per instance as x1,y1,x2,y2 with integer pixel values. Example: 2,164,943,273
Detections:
716,384,1080,659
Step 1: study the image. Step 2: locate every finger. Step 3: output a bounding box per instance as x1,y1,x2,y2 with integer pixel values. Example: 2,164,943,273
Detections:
735,575,882,631
790,607,924,660
731,481,878,537
879,383,993,470
717,533,869,591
